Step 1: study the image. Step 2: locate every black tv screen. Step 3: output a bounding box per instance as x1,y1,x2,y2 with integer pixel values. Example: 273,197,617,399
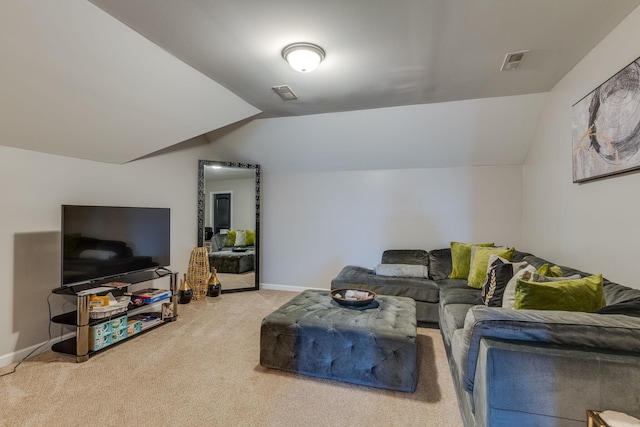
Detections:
61,205,170,286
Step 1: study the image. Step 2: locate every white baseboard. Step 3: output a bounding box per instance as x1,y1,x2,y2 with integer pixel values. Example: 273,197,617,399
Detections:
0,332,75,368
260,283,326,293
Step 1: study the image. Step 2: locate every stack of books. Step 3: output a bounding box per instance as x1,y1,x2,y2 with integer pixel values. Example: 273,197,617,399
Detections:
131,288,172,304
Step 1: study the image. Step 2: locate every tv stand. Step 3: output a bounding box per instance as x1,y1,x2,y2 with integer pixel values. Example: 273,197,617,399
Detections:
51,269,178,362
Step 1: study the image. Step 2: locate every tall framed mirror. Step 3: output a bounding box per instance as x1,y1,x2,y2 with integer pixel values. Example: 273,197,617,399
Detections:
198,160,260,293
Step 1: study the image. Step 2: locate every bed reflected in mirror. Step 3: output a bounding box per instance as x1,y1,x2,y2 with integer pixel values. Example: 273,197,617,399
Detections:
197,160,260,292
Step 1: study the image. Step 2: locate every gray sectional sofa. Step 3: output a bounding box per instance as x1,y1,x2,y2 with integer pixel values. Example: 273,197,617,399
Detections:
331,248,640,426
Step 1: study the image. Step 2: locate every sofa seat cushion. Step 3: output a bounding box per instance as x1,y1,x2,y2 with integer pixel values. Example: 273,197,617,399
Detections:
331,265,439,303
459,305,640,392
440,303,476,351
440,286,482,307
434,278,470,290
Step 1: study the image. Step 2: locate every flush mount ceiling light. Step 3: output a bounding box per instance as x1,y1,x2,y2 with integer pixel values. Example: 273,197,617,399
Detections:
282,43,325,73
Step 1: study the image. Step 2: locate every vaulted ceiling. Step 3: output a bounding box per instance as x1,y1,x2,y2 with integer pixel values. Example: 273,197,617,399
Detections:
1,1,639,164
90,0,640,118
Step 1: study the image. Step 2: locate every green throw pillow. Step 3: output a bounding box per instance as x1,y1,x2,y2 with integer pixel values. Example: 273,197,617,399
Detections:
226,230,236,247
449,241,494,279
245,230,255,246
467,246,515,288
536,263,563,277
514,274,605,312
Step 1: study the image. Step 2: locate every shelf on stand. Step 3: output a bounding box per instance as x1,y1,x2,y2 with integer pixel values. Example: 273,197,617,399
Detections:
52,337,78,356
49,269,178,362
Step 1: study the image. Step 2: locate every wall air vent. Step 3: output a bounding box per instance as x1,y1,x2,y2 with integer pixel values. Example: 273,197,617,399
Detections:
272,85,298,100
500,50,529,71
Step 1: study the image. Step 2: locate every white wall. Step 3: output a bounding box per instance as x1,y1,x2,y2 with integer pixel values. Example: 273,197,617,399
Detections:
0,139,213,366
262,166,523,289
206,94,534,291
208,93,547,172
523,6,640,288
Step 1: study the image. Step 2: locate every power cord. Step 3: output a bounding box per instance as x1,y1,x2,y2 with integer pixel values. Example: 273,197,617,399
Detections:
0,292,54,378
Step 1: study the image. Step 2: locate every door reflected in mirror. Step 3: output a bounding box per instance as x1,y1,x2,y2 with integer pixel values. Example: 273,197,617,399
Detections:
198,160,260,293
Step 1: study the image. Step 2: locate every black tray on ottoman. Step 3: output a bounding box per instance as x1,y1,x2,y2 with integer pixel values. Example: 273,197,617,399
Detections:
259,289,418,392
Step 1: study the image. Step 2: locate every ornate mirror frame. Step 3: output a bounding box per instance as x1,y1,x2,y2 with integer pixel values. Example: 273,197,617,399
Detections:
197,160,260,292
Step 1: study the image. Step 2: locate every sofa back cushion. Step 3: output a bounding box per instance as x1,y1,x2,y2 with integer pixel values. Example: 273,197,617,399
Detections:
381,249,428,266
428,248,452,281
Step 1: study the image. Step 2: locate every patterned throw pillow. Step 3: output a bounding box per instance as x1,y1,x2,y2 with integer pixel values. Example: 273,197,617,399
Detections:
481,255,529,306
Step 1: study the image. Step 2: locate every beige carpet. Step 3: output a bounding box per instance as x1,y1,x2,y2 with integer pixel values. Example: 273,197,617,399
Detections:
0,290,463,427
218,271,255,290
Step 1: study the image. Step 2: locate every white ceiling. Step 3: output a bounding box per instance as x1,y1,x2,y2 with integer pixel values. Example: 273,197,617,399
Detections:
0,0,259,164
1,1,639,164
90,0,640,118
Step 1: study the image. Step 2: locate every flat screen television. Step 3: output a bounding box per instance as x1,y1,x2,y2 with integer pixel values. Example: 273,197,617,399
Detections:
61,205,170,286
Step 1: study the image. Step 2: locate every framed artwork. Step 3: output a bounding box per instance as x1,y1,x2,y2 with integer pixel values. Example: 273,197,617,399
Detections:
572,56,640,183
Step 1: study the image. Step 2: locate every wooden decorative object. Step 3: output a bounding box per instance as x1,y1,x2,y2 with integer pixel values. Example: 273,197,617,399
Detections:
187,247,210,301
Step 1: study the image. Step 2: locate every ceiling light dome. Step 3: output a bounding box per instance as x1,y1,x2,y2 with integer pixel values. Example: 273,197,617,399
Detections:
282,43,325,73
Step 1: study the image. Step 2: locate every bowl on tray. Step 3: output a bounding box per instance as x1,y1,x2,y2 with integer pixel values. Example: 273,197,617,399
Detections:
331,289,376,307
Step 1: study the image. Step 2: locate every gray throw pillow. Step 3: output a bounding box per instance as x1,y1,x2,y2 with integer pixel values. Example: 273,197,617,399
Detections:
375,264,429,278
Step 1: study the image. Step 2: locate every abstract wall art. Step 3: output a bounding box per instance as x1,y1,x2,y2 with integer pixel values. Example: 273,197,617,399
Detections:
572,56,640,183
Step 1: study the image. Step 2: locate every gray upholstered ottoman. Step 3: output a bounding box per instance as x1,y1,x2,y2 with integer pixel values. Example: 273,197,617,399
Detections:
260,289,418,392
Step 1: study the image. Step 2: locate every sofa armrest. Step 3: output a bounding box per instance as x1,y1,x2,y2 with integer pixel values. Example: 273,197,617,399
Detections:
461,306,640,392
473,338,640,426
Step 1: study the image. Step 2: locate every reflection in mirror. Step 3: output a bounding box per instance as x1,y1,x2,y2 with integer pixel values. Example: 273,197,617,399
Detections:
198,160,260,293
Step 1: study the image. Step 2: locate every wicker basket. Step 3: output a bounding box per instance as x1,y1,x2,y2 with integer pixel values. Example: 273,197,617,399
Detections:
187,247,210,301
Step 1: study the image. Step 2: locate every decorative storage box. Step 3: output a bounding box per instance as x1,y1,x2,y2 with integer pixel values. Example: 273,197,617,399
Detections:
111,326,127,343
89,315,128,351
127,320,142,336
90,333,112,351
90,320,112,339
110,315,127,330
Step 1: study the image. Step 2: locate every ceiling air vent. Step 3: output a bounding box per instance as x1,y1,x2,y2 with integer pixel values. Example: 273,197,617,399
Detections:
500,50,529,71
272,85,298,100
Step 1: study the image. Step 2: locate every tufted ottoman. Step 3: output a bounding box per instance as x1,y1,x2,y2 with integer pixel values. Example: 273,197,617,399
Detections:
260,289,417,392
